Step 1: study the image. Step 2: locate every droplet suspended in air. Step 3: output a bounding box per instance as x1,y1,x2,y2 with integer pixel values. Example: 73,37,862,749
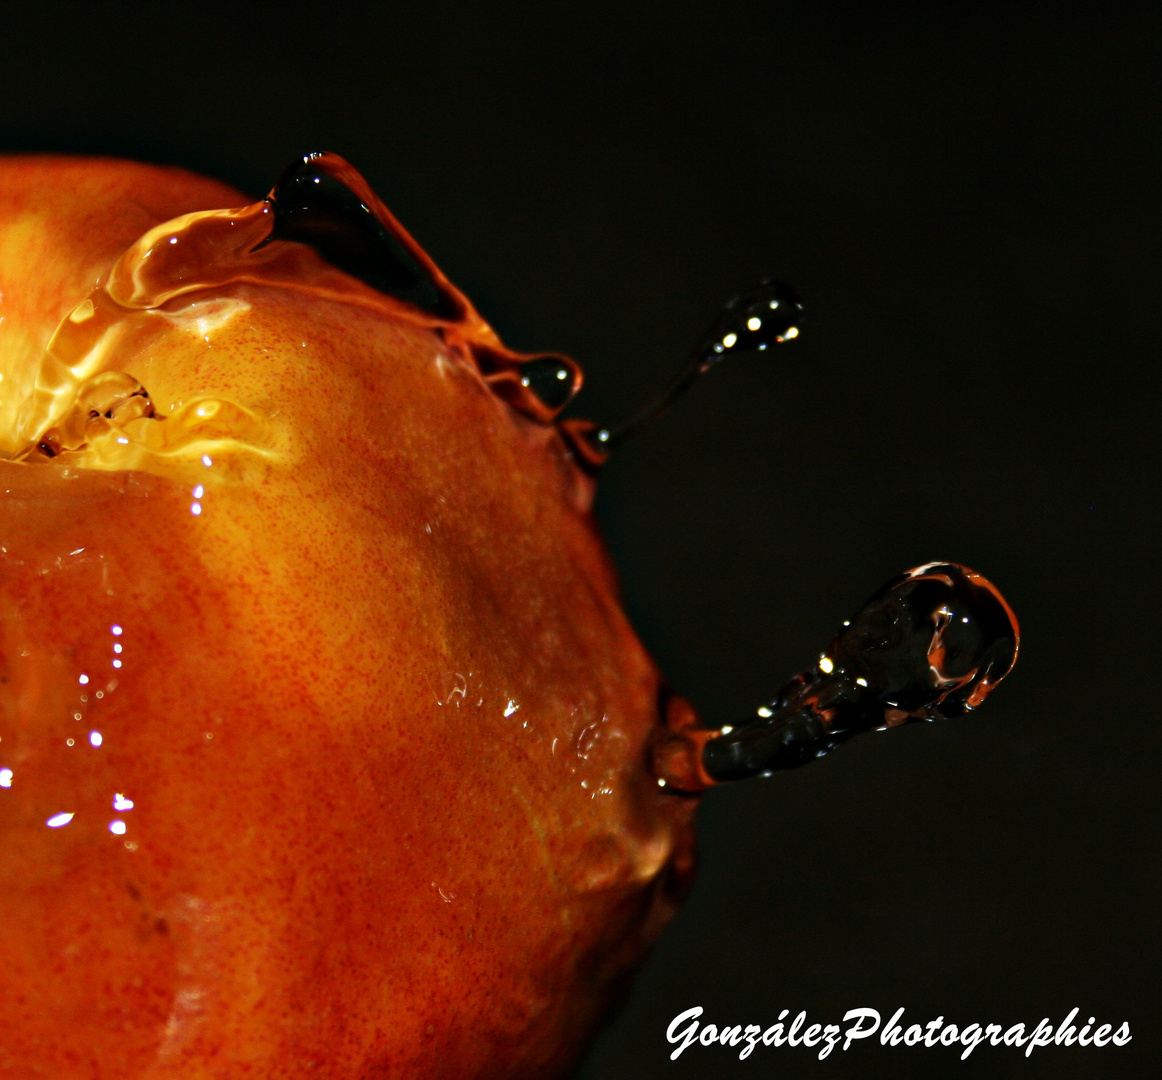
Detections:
651,563,1019,790
584,278,803,454
701,563,1019,782
692,279,803,371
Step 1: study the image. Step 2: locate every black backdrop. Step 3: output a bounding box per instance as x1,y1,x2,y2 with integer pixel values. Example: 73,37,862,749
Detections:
3,4,1157,1078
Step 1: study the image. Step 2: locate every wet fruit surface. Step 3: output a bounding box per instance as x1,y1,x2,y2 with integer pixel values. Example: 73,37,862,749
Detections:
0,155,697,1079
0,154,1021,1079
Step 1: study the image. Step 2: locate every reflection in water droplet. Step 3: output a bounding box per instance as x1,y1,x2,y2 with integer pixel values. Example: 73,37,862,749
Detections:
702,563,1019,783
516,357,579,412
46,812,74,828
109,820,127,835
112,793,134,811
653,563,1019,790
89,731,103,747
0,768,12,788
585,279,803,455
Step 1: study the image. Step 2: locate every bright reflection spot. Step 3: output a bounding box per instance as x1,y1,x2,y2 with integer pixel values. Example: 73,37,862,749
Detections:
504,699,519,718
46,812,74,828
111,625,123,636
556,368,568,380
0,768,12,788
116,436,129,445
746,317,762,331
114,643,123,654
720,724,734,735
193,484,204,499
657,777,667,787
79,674,89,685
190,502,202,515
856,677,869,687
113,793,134,811
168,237,178,245
769,299,780,309
819,656,835,674
109,820,127,835
784,326,800,340
112,659,122,669
722,332,738,348
89,731,103,747
202,454,213,467
756,706,774,718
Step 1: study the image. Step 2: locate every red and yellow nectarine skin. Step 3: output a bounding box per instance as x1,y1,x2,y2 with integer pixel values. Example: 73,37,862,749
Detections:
0,156,698,1077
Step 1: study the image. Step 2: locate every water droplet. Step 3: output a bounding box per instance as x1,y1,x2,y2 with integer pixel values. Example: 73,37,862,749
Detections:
693,280,802,370
516,356,579,412
653,564,1019,790
700,563,1019,782
585,279,802,454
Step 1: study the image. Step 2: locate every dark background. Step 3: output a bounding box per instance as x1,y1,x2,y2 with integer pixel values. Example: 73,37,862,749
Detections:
3,3,1157,1077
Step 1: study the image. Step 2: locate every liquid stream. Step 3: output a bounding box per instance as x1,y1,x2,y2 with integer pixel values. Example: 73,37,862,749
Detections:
653,562,1020,792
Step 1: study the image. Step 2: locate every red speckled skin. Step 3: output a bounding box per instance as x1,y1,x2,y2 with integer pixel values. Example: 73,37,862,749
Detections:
0,159,698,1078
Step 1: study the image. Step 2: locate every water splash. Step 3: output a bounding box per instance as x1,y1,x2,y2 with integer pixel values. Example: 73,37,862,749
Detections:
574,279,803,463
653,563,1019,791
2,152,585,469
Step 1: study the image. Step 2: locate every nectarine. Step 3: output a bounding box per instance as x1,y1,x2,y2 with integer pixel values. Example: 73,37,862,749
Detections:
0,153,701,1078
0,152,1017,1079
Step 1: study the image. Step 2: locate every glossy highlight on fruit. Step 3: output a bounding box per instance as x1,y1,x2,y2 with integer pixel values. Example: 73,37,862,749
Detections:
0,153,698,1079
